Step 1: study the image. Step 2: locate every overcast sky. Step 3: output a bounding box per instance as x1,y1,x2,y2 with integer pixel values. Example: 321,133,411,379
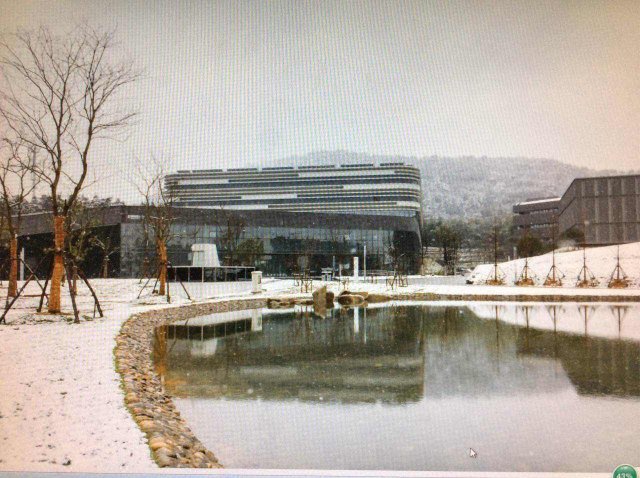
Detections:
1,0,638,200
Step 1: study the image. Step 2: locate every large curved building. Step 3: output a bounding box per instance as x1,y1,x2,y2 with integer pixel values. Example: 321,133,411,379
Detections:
12,164,423,278
164,162,422,217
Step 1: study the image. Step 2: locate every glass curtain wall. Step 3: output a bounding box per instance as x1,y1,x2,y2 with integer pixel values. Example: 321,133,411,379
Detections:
119,220,414,277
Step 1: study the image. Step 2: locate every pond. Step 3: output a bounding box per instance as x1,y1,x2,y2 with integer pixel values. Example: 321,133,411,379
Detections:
153,303,640,472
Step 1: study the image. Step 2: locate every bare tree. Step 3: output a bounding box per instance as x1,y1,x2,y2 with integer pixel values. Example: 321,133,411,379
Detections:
65,196,106,291
384,233,403,273
136,158,175,296
215,206,246,266
90,234,119,278
0,139,38,297
0,26,139,313
434,223,461,275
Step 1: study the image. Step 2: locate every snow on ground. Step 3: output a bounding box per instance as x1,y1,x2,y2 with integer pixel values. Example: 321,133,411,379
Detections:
470,241,640,288
0,277,293,473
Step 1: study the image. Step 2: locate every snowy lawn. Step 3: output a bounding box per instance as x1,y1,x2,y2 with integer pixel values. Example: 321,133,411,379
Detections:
0,277,291,472
470,241,640,289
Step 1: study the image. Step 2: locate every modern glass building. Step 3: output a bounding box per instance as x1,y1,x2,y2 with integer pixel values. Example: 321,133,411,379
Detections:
18,205,422,277
15,163,424,277
164,162,422,217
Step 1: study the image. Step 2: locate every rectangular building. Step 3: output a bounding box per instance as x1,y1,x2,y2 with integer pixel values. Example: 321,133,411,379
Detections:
558,175,640,245
512,197,561,243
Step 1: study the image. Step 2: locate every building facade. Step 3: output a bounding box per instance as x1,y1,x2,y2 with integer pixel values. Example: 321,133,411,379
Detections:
17,205,422,278
513,174,640,247
512,197,561,243
558,175,640,246
164,163,422,217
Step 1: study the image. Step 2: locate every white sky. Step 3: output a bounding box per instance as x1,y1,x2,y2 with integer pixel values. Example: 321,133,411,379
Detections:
1,0,638,202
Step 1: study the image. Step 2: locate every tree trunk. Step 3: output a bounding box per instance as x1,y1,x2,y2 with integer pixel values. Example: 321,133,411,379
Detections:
8,235,18,297
48,215,66,313
157,238,167,296
102,257,109,278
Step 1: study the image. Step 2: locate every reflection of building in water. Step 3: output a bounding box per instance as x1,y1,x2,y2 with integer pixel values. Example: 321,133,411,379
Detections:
515,327,640,398
157,304,640,404
161,309,263,357
160,305,578,404
162,306,426,404
466,303,640,398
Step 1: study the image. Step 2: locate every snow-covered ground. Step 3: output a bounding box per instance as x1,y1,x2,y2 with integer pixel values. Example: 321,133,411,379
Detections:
0,277,292,473
470,241,640,288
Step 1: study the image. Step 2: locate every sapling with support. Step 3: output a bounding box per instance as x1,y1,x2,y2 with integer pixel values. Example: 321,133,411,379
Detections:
2,250,104,324
575,245,599,288
543,215,564,287
608,245,630,289
484,224,505,286
135,156,185,300
138,261,192,303
515,257,536,286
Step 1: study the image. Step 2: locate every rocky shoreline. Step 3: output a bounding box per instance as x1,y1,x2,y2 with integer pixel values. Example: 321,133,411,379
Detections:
114,298,266,468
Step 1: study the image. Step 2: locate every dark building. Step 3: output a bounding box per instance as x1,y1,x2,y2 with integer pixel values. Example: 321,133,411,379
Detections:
17,205,422,278
558,175,640,246
512,197,561,243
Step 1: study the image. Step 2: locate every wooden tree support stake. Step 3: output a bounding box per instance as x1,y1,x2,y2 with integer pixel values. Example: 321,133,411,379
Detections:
63,259,80,324
73,264,104,317
1,254,49,324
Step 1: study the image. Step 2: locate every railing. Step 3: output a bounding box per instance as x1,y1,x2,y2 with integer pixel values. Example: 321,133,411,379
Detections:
167,265,255,282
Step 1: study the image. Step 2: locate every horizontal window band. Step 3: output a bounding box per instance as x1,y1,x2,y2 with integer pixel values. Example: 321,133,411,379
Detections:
169,177,421,190
174,195,420,206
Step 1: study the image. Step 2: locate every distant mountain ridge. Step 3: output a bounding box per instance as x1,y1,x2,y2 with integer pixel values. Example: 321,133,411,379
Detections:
273,151,623,220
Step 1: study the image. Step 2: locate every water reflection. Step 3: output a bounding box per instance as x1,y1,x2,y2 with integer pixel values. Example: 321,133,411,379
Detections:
157,304,640,402
154,303,640,471
157,306,426,403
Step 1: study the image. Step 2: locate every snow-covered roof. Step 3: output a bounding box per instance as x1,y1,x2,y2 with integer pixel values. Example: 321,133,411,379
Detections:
515,197,561,206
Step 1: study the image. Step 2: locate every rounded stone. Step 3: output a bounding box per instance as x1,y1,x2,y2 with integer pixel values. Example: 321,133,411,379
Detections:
139,420,156,432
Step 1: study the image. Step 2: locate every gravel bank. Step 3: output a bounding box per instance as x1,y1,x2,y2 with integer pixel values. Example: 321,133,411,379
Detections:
115,297,266,468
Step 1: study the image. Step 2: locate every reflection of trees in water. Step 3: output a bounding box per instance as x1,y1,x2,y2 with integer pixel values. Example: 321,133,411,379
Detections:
577,304,597,336
286,313,315,346
153,325,168,385
545,304,564,334
611,305,630,338
419,304,640,399
390,306,422,343
513,315,640,398
474,303,640,398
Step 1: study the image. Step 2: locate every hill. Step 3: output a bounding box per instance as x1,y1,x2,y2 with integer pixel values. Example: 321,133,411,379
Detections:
277,151,621,220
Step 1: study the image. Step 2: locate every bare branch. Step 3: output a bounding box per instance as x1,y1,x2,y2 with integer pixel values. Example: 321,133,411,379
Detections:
0,26,140,217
